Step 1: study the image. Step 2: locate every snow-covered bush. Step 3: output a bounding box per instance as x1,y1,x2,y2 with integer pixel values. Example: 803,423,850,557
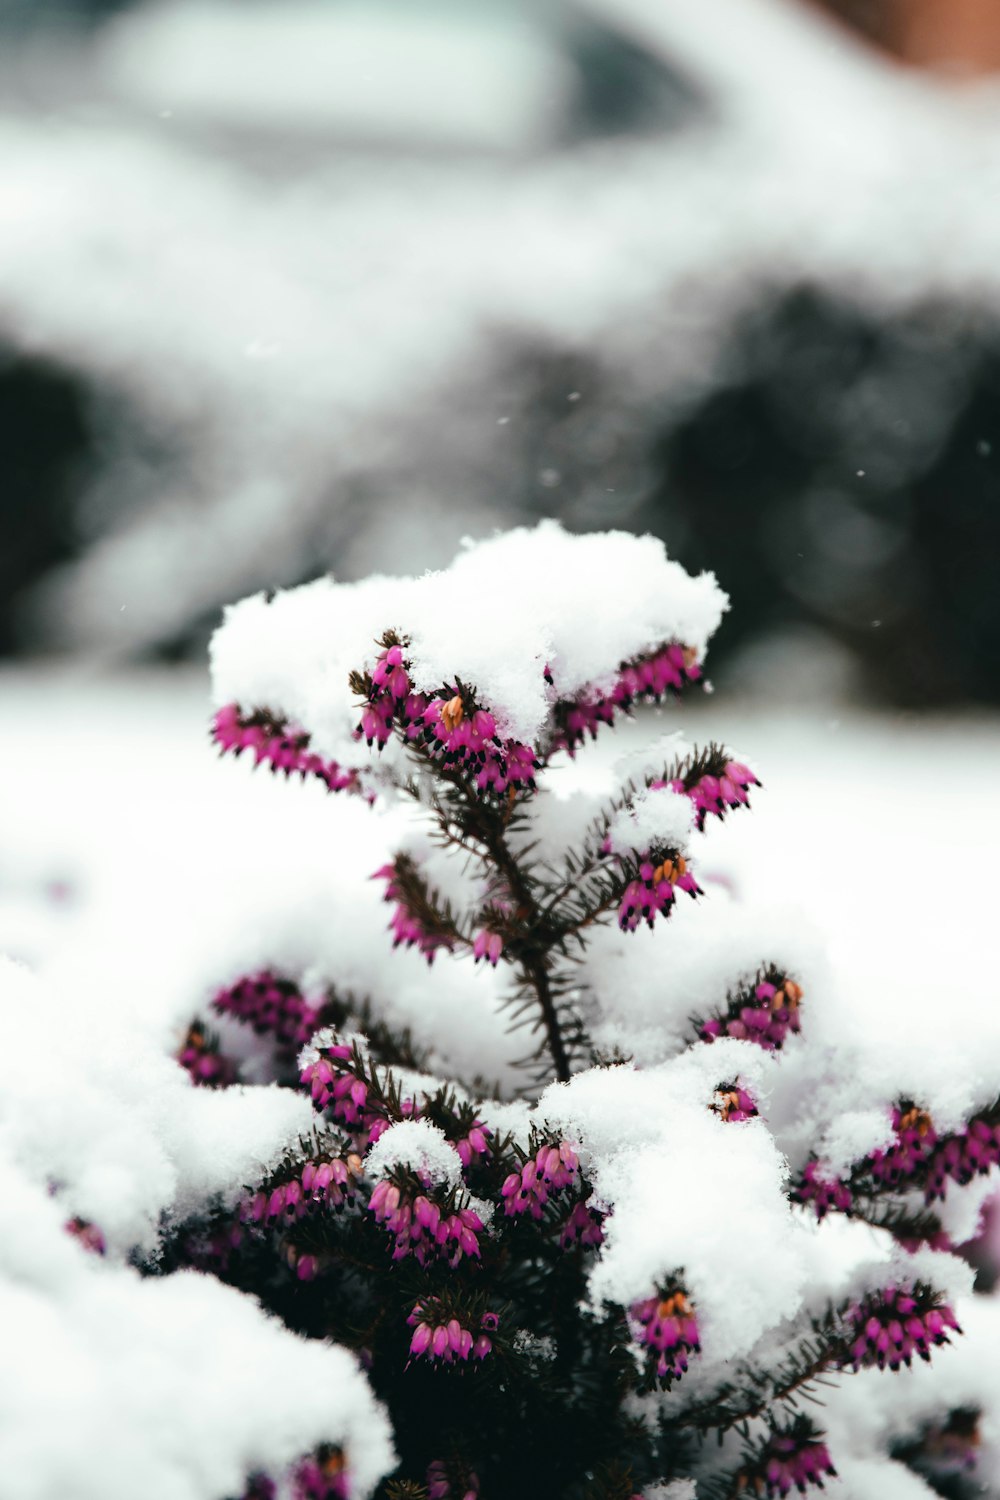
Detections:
6,521,1000,1499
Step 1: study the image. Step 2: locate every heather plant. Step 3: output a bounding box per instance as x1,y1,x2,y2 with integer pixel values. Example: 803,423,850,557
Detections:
5,524,1000,1500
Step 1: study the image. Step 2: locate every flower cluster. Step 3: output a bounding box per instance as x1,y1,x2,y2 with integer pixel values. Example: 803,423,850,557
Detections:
213,969,321,1047
374,859,455,964
358,641,537,797
177,1020,237,1088
618,851,700,933
794,1101,1000,1223
844,1284,961,1372
868,1104,938,1189
471,927,504,966
737,1419,838,1497
924,1112,1000,1200
659,750,761,834
559,1200,606,1250
630,1288,701,1386
284,1243,322,1283
552,642,702,753
501,1140,580,1219
177,1220,244,1275
300,1037,421,1151
242,1153,364,1226
407,1299,497,1365
791,1160,854,1218
239,1448,350,1500
454,1121,491,1170
240,1474,278,1500
212,704,358,793
427,1458,480,1500
713,1083,759,1122
292,1448,351,1500
700,971,803,1050
898,1406,981,1481
65,1216,107,1256
301,1041,372,1127
369,1177,485,1268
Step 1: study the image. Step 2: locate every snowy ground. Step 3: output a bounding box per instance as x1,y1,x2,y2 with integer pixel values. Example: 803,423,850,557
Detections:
3,665,996,1052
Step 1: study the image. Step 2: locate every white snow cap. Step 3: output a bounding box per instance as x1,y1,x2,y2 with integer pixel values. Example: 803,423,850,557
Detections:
605,783,696,857
210,521,727,760
364,1118,463,1188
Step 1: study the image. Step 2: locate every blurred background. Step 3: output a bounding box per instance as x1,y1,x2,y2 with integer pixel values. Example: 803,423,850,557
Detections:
2,0,1000,1270
3,0,1000,702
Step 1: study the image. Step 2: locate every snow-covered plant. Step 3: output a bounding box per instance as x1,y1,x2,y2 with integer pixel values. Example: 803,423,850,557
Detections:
9,522,1000,1500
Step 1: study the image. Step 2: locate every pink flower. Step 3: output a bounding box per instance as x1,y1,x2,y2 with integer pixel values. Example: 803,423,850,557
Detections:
65,1217,106,1256
406,1300,497,1365
713,1083,758,1122
292,1448,350,1500
740,1420,838,1497
819,1103,1000,1211
844,1284,961,1371
421,696,498,766
552,642,702,754
792,1160,854,1219
359,699,394,749
371,643,411,700
369,1178,484,1268
559,1200,605,1250
299,1041,377,1131
924,1113,1000,1203
455,1123,491,1169
553,698,616,752
359,653,537,800
241,1152,364,1225
212,970,320,1047
630,1288,700,1386
177,1021,238,1088
659,757,760,831
354,642,414,747
501,1141,580,1219
472,929,504,966
700,972,803,1051
212,704,359,792
427,1459,479,1500
618,854,700,933
374,860,455,965
869,1104,938,1189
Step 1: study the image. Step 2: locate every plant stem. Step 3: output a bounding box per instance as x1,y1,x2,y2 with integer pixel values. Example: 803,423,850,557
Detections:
677,1345,841,1437
411,756,576,1083
472,808,573,1084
